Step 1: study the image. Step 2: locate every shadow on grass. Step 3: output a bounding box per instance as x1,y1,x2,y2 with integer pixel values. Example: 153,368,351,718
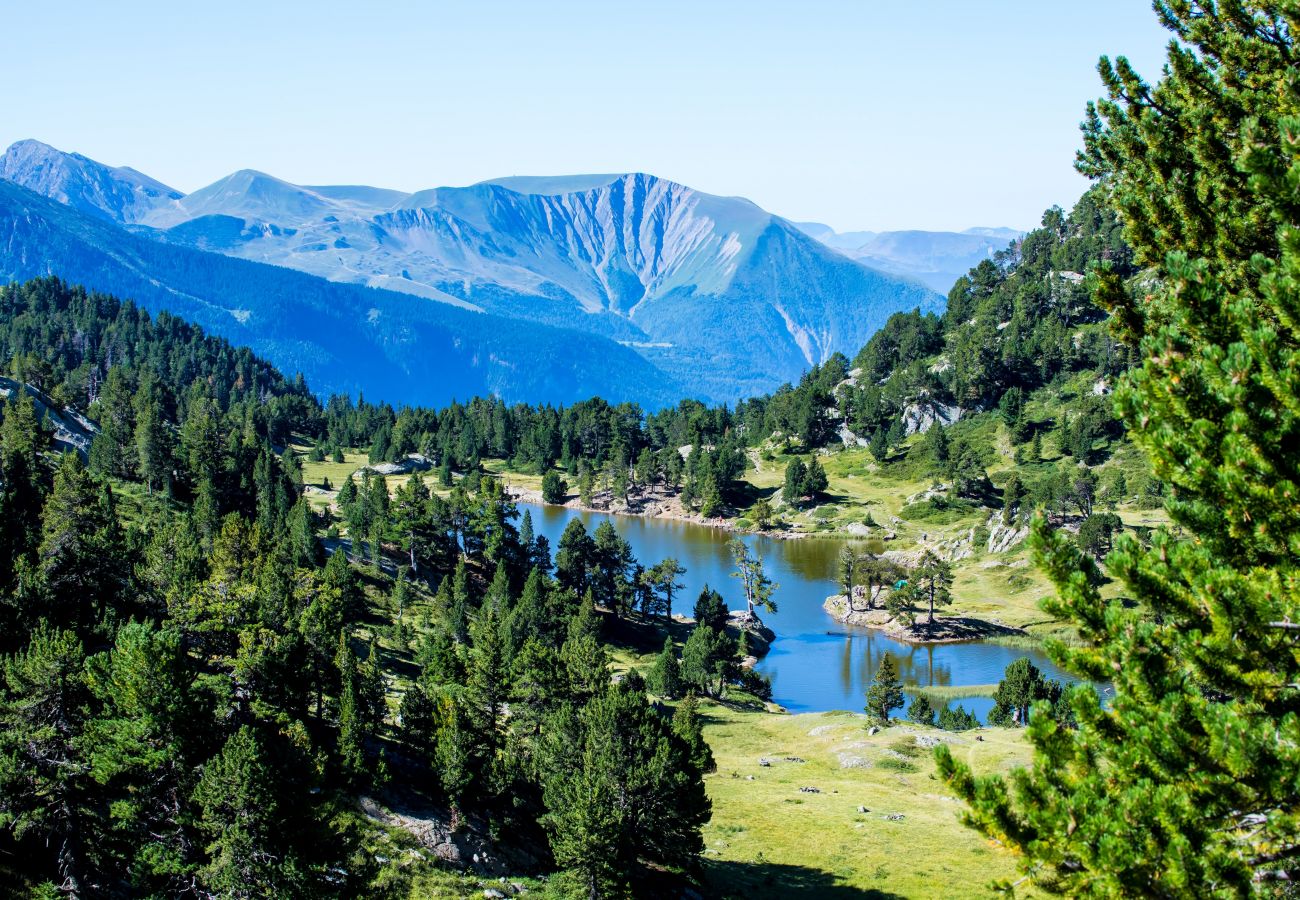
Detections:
724,481,778,510
702,857,906,898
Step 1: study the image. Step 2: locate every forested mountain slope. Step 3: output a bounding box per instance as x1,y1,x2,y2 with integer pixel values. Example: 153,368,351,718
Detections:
2,141,941,399
0,179,683,407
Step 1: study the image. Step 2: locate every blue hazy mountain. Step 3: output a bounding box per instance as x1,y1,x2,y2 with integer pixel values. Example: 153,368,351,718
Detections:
0,178,684,408
796,222,1023,293
2,140,943,400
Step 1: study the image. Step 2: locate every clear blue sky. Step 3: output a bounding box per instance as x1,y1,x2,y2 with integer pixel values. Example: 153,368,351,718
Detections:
0,1,1171,232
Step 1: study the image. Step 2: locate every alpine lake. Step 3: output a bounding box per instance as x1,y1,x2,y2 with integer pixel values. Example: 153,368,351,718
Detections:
521,502,1077,720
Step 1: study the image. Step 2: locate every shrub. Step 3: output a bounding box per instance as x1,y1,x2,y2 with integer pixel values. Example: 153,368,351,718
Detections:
540,470,568,504
937,704,980,731
877,757,918,773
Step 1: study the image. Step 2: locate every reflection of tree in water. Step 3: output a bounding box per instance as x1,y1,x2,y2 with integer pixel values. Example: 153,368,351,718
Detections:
837,633,957,699
766,536,871,583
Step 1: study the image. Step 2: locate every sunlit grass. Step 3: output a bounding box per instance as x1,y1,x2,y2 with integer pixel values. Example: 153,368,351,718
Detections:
698,702,1037,897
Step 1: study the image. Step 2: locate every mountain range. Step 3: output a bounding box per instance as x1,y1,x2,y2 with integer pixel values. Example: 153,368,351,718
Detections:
795,222,1022,292
1,139,946,405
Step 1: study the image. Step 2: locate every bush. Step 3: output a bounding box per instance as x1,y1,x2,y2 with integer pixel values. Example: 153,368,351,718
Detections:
899,496,975,524
937,704,980,731
907,694,935,726
734,666,772,701
877,756,918,773
541,470,568,504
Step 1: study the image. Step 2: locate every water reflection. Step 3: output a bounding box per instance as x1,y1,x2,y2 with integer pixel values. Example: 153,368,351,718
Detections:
521,502,1070,716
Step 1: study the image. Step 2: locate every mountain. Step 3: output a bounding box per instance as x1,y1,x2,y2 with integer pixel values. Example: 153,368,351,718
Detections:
796,222,1023,292
0,139,183,225
0,142,942,400
0,178,684,408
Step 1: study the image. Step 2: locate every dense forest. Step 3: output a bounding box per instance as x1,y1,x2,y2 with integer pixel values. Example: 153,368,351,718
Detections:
0,169,1156,897
4,1,1299,895
0,173,1140,895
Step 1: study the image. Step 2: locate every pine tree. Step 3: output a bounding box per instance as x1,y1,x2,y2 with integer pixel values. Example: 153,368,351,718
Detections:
672,691,715,774
804,456,828,496
192,726,304,896
911,550,953,628
782,457,808,505
864,655,903,725
692,585,729,631
907,693,935,726
335,634,366,779
985,657,1065,728
938,5,1300,892
0,627,91,893
466,602,508,760
681,625,733,697
728,539,778,620
37,454,128,634
647,637,682,699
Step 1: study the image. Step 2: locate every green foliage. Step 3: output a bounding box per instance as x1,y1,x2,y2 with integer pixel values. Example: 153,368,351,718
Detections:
985,657,1070,728
692,585,728,631
647,637,683,700
935,705,979,732
939,5,1300,893
540,470,568,504
540,679,711,893
728,539,778,619
681,625,735,698
907,693,935,726
864,655,904,724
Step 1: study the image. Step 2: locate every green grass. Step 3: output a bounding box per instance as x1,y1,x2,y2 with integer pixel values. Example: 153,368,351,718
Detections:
698,703,1038,897
905,683,999,702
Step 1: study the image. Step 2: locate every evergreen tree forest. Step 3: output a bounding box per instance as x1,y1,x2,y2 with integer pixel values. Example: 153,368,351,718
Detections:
7,2,1300,894
0,278,728,897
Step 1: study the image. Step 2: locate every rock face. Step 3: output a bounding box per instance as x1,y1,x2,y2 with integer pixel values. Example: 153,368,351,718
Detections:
2,140,944,403
0,139,182,225
364,455,433,477
0,377,98,457
985,510,1029,554
901,394,962,435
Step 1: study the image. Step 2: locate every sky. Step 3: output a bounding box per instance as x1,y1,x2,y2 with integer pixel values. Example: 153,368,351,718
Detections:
0,1,1172,233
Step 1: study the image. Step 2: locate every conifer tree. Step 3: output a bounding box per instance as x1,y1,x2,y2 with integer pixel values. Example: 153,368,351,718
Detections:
672,691,715,774
864,654,903,724
908,692,935,726
910,550,953,628
0,626,91,893
647,636,682,699
938,5,1300,892
335,634,366,779
728,539,778,620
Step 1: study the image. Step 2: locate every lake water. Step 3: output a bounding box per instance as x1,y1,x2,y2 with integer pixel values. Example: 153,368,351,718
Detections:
522,502,1075,720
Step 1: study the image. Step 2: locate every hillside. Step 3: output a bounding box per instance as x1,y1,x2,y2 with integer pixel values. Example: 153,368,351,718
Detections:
0,179,684,408
0,275,1039,898
2,140,942,400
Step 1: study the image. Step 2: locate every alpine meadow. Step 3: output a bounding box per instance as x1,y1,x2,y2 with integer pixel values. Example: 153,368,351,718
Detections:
0,1,1296,898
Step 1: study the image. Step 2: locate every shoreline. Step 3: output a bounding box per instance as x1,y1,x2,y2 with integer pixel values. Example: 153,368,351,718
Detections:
822,593,1027,645
503,484,814,540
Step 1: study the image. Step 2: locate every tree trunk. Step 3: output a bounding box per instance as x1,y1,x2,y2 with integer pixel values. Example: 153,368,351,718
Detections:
928,583,936,627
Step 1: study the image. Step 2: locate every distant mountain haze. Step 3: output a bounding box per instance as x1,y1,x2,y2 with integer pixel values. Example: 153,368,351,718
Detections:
1,139,946,402
795,222,1024,292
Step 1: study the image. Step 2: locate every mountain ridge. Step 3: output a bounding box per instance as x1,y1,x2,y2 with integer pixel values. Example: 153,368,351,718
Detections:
0,177,685,408
1,140,943,399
